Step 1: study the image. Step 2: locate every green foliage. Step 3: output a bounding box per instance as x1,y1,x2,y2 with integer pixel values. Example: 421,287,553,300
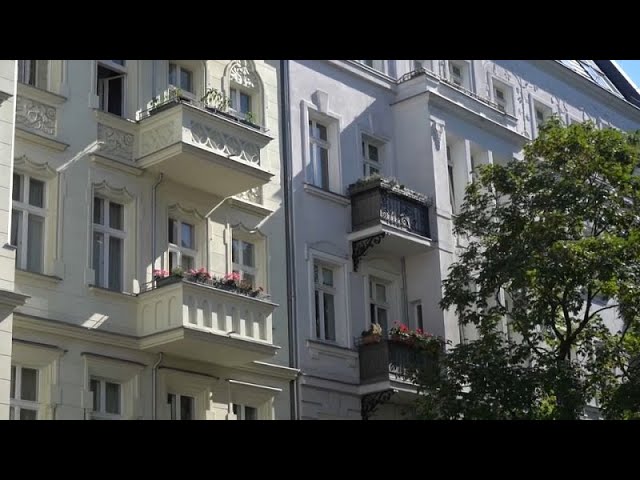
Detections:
411,118,640,419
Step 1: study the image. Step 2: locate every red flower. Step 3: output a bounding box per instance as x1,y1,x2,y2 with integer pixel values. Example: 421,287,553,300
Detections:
399,324,409,332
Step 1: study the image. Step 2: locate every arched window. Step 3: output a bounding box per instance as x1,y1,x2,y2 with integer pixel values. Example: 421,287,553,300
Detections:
223,60,264,126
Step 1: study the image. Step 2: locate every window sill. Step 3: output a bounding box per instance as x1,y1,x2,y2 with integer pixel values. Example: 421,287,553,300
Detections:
228,197,274,217
17,82,67,105
15,268,63,286
88,285,138,302
303,183,350,206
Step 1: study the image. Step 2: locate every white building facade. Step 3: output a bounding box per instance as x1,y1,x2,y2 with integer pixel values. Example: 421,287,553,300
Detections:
4,60,297,420
283,60,640,420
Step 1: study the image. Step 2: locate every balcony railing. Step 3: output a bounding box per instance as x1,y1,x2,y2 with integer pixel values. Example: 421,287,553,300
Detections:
358,335,439,385
348,177,431,239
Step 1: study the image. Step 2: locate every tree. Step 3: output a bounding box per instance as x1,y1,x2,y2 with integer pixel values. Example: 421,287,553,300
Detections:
412,118,640,420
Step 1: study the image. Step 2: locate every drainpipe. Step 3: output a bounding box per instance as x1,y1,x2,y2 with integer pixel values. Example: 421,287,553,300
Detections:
151,173,164,272
151,352,163,420
279,60,300,420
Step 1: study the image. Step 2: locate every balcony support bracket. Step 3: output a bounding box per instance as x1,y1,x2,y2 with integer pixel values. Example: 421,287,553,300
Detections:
361,389,395,420
352,233,385,272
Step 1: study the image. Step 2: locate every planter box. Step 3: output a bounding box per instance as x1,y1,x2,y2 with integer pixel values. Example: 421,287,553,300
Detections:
155,275,183,288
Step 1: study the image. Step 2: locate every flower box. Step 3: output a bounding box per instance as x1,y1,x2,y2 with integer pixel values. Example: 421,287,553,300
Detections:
155,275,183,288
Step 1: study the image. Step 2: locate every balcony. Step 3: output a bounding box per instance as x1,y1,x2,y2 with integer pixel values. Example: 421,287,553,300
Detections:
137,276,279,366
136,95,274,198
348,177,433,269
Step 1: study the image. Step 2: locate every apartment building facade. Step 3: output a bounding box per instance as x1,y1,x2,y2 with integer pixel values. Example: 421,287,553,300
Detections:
283,60,640,420
4,60,296,420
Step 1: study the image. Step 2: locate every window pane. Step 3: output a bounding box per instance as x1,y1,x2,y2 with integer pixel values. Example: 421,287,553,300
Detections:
9,407,15,420
20,409,37,420
232,403,239,416
169,251,177,273
313,264,319,284
242,272,255,288
108,236,123,291
12,174,21,201
111,60,125,66
20,367,38,402
240,93,251,114
314,290,321,338
93,197,103,225
105,382,121,415
245,406,257,420
182,255,194,271
231,239,239,264
416,304,424,330
10,365,15,399
93,232,104,287
322,268,333,287
90,378,101,412
242,242,254,267
108,77,123,117
169,63,177,86
109,202,124,230
320,147,329,190
168,394,177,420
27,214,44,273
28,178,45,208
230,88,237,110
181,395,194,420
317,124,327,141
377,307,388,332
376,283,386,302
368,144,379,162
181,69,193,93
168,218,176,244
11,210,21,251
181,222,194,249
323,293,335,341
370,303,376,324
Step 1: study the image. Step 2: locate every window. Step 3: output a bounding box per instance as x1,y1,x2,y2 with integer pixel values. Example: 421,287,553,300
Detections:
12,173,46,274
369,279,389,332
314,263,336,341
89,377,122,420
413,301,424,331
233,403,258,420
18,60,48,89
168,393,194,420
450,63,463,85
447,61,472,91
232,238,256,288
168,218,196,273
492,79,513,114
358,60,386,73
532,100,553,136
230,87,252,118
362,138,382,177
309,119,330,190
97,61,126,117
10,365,39,420
92,196,125,291
447,145,457,213
169,63,194,94
494,86,507,112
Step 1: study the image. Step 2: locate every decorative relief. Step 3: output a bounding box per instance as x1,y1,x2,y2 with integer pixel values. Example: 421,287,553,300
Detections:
189,121,260,165
140,121,178,156
430,120,443,151
235,186,263,204
16,96,56,136
97,123,134,161
13,154,56,178
229,60,258,89
93,180,134,204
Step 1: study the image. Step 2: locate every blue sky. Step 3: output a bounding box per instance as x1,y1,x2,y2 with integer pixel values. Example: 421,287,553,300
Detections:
614,60,640,89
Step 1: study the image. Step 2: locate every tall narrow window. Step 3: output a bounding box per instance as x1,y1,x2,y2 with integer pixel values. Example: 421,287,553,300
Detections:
415,302,424,331
233,403,258,420
97,61,126,117
17,60,48,89
229,87,252,118
168,218,196,272
447,145,456,213
314,263,336,341
309,119,330,190
232,238,257,288
449,63,464,86
168,63,194,94
92,196,125,291
370,279,389,333
492,79,513,115
12,173,46,274
362,138,382,177
168,393,194,420
10,365,39,420
89,377,122,420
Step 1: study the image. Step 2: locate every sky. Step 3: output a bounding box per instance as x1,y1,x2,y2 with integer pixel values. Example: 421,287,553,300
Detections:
614,60,640,89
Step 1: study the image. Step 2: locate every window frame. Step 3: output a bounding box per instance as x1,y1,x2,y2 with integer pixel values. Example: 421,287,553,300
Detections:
358,60,387,74
530,97,554,137
167,392,195,421
10,364,40,420
232,237,257,288
97,60,127,117
309,117,331,190
232,403,258,420
369,278,390,333
362,136,383,177
490,77,515,115
12,172,47,274
313,261,337,342
89,377,123,420
168,62,195,97
229,86,253,119
92,195,126,291
168,217,197,273
447,60,473,91
17,60,49,89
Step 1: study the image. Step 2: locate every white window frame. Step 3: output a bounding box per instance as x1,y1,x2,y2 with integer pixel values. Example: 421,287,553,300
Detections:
369,277,391,333
410,300,424,331
314,261,337,342
362,136,383,177
309,118,331,190
529,95,554,138
97,60,127,117
446,144,457,214
10,364,40,420
89,377,123,420
490,77,514,115
412,60,433,72
168,217,196,273
167,392,196,420
17,60,49,89
358,60,387,74
232,403,258,420
12,172,47,274
447,60,473,91
232,237,257,287
229,86,253,119
168,62,195,98
92,195,126,291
